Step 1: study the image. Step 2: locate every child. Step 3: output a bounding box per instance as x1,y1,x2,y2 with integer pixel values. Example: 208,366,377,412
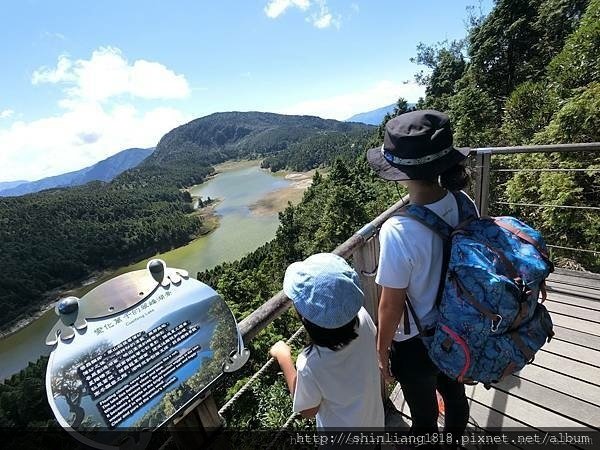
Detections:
269,252,384,429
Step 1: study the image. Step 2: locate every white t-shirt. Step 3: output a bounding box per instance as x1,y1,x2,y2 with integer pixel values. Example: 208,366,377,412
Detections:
293,307,385,429
375,191,476,342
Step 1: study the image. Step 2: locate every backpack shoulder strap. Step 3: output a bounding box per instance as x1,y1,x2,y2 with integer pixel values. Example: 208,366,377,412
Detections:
451,190,479,222
398,196,456,332
398,203,454,240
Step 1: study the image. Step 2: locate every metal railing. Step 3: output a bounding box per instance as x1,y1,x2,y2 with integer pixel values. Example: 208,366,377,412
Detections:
241,142,600,346
472,142,600,262
173,142,600,448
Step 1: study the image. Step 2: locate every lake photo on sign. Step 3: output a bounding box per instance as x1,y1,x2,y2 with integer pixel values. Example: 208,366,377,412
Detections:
45,261,243,449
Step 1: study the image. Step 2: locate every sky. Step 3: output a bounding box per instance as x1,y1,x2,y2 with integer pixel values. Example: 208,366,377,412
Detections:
0,0,492,183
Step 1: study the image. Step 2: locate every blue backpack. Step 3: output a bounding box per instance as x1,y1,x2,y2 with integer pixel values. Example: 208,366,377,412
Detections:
402,191,554,386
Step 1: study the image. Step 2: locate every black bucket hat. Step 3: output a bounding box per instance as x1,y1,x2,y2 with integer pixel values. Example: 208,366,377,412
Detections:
366,109,470,181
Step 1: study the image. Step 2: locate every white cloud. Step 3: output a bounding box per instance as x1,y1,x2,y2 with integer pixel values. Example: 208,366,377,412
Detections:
0,48,192,182
311,12,332,28
264,0,310,18
265,0,340,29
0,103,189,182
41,31,67,41
308,0,340,29
0,109,14,119
280,80,425,120
32,47,190,102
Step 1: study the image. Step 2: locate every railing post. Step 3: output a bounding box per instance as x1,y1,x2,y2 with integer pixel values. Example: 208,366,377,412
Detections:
170,391,223,449
352,236,381,324
474,151,491,216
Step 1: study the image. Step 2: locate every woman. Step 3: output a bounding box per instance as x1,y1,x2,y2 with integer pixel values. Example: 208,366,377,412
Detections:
366,110,472,445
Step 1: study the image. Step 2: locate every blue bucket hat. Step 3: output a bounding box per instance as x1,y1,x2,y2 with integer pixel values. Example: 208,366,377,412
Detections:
283,253,364,329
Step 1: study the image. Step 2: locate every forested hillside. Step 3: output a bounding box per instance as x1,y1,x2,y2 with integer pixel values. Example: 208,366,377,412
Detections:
260,128,373,171
148,111,372,165
0,112,371,330
411,0,599,270
1,0,598,439
0,164,212,328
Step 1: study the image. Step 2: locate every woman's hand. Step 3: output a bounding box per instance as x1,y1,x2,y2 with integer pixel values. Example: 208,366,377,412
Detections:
377,286,407,384
378,349,395,383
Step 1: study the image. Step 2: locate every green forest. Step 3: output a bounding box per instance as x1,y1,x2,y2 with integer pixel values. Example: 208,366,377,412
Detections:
0,164,212,328
0,114,370,329
1,0,599,445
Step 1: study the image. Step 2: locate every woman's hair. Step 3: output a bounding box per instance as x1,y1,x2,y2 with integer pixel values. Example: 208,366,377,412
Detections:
300,315,359,354
439,163,470,191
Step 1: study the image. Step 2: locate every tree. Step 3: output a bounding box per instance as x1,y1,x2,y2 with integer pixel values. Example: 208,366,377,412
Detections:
448,84,499,147
501,81,559,145
547,0,599,93
375,97,411,141
532,0,589,72
469,0,544,104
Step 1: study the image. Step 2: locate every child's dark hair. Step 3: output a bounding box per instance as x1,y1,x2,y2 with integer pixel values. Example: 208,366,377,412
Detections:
300,315,359,354
439,163,470,191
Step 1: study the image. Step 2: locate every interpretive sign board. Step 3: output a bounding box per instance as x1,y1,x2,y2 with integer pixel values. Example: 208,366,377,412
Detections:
45,259,248,449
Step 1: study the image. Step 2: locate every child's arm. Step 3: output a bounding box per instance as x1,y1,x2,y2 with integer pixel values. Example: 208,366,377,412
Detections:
270,341,320,418
270,341,297,393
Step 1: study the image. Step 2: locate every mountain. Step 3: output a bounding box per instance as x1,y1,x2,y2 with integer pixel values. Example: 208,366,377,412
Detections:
346,103,418,125
346,104,396,125
0,180,28,190
148,111,373,166
0,147,154,197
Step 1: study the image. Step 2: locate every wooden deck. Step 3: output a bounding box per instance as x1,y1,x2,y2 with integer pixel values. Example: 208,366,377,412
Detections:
389,268,600,442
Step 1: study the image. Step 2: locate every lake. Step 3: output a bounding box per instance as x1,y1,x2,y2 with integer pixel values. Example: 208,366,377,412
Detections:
0,164,292,381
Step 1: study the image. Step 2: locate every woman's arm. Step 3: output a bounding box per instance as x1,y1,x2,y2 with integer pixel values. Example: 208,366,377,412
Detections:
377,286,407,382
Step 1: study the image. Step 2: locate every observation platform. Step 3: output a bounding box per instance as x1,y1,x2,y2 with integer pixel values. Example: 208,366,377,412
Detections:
159,143,600,450
390,268,600,438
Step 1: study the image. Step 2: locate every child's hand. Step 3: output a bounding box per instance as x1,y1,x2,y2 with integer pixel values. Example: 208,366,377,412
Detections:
269,341,291,360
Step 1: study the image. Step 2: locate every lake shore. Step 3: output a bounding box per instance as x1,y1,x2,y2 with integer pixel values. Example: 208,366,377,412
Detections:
249,170,315,215
0,200,222,340
0,160,310,339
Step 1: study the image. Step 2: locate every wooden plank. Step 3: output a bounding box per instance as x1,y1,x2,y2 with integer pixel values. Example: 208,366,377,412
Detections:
390,386,525,450
493,376,600,428
465,384,588,429
170,392,222,449
467,397,531,428
390,384,412,419
514,364,600,406
550,269,600,288
549,313,600,336
545,292,600,311
464,402,528,450
391,384,527,428
553,325,600,349
352,236,381,323
534,351,600,384
546,301,600,323
542,338,600,367
546,283,600,301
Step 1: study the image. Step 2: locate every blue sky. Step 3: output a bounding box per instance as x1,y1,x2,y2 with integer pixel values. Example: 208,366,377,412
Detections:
0,0,491,182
